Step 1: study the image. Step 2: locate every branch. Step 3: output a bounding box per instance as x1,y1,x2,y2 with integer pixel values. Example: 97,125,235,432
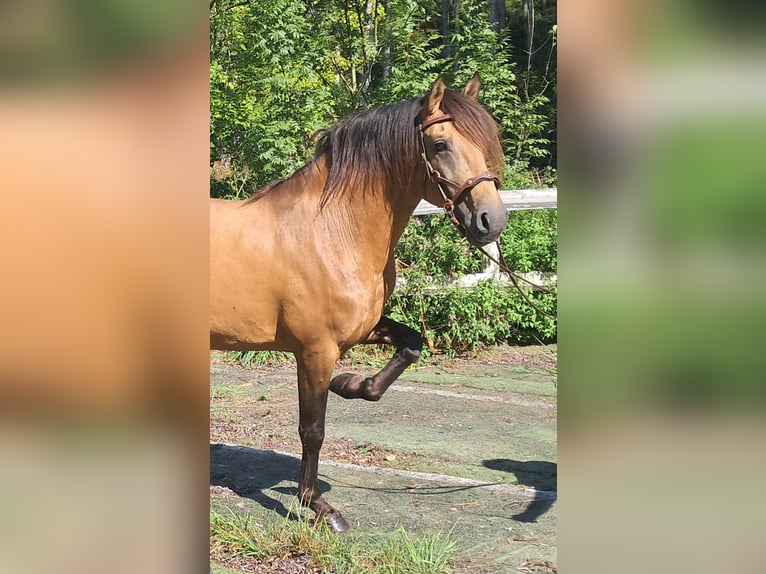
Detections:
211,0,252,12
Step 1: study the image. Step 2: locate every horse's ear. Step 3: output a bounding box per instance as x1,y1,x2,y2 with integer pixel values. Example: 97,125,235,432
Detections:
423,76,446,117
462,73,481,100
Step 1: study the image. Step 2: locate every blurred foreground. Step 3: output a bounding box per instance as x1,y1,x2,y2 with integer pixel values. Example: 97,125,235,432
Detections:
560,1,766,572
0,2,209,572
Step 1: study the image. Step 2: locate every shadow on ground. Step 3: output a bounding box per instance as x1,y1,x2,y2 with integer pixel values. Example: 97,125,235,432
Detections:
210,443,332,518
483,458,557,523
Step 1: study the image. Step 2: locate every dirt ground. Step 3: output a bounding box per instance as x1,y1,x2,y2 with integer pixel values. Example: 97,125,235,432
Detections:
210,344,557,573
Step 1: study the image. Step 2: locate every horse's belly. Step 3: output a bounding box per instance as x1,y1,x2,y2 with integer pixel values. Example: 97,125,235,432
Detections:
209,284,280,350
210,283,380,353
210,237,282,349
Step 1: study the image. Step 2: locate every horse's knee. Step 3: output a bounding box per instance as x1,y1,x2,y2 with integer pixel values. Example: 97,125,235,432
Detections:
299,423,324,450
404,329,423,351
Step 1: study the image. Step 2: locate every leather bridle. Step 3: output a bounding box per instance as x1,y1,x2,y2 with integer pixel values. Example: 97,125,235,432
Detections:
417,114,500,219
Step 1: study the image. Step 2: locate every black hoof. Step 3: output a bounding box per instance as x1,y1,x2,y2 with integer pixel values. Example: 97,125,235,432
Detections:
325,512,350,533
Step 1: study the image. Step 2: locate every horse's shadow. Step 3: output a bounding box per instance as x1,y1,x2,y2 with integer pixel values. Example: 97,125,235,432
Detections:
483,458,557,523
210,443,330,518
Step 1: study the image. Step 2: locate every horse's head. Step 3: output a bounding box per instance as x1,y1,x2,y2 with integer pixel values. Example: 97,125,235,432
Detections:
418,75,508,246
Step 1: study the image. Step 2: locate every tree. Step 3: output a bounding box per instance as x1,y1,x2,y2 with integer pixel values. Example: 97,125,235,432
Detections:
210,0,557,196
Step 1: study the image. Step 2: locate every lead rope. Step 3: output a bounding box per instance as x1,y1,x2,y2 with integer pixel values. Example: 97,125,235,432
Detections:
478,241,557,320
442,212,557,320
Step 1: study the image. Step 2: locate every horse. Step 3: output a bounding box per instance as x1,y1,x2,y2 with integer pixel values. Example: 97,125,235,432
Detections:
210,75,508,532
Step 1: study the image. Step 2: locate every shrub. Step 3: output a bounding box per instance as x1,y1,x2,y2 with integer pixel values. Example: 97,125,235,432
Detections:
387,210,557,353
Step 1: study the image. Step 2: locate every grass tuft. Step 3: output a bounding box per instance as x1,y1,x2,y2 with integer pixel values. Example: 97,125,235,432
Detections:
210,506,457,573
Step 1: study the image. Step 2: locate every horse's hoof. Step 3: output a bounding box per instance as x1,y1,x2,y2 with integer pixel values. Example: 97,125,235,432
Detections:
326,512,350,533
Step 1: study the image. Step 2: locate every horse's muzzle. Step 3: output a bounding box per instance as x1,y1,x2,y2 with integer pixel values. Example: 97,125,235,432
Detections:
464,200,508,246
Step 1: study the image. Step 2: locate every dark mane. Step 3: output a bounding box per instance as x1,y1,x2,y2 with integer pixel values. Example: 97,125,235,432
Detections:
246,88,503,209
314,98,422,209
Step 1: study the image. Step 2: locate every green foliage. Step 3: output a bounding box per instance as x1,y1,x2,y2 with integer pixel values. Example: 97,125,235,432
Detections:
397,211,557,279
388,210,557,353
381,525,457,574
500,210,558,273
448,0,551,178
387,278,556,354
505,0,558,172
223,350,292,367
396,216,485,279
210,0,336,192
369,0,449,104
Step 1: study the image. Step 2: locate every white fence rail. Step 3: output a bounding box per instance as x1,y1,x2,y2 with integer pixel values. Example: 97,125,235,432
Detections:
413,188,557,217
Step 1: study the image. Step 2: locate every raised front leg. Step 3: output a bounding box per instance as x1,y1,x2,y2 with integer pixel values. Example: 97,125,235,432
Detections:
296,349,350,533
330,316,422,401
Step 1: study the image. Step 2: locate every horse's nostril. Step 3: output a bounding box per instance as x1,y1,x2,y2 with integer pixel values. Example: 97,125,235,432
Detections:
479,211,491,233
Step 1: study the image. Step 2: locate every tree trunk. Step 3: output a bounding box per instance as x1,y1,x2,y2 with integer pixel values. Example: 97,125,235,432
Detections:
489,0,505,31
523,0,534,71
441,0,452,59
382,0,391,77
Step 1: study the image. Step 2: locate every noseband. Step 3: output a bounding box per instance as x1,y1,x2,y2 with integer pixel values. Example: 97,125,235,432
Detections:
417,114,500,217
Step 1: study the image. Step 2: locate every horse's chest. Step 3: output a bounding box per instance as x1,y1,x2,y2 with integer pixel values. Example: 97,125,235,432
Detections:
325,271,390,334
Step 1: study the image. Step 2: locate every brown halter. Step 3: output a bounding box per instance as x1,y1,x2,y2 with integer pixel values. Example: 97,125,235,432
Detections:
417,114,500,218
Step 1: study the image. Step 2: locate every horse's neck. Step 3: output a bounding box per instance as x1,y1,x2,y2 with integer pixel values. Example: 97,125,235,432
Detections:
312,167,424,272
386,182,424,246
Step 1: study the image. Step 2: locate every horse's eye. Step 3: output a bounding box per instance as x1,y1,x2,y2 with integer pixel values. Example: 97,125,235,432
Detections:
434,140,449,154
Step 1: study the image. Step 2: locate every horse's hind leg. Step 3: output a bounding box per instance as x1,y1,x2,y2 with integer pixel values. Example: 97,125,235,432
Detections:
330,316,422,401
296,348,350,533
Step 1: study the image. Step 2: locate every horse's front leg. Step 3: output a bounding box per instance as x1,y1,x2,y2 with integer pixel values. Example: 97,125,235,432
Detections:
330,316,422,401
296,348,350,533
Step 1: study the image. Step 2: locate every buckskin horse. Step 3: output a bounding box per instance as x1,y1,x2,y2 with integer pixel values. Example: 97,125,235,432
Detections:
210,75,508,532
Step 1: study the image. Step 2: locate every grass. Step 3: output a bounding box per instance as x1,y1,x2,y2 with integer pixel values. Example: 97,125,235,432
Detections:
210,381,235,400
223,350,293,367
210,505,457,574
220,347,396,369
217,346,439,371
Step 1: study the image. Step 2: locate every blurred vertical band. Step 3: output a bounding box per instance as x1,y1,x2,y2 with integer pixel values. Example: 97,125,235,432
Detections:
560,0,766,572
0,1,209,573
